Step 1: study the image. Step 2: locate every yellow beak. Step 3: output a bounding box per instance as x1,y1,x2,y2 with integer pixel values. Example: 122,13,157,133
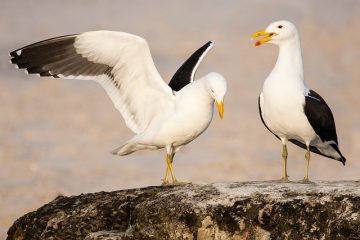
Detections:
216,101,224,119
251,29,277,46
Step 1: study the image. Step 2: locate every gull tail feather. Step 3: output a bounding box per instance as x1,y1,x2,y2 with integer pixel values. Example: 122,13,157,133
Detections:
111,142,160,156
111,142,138,156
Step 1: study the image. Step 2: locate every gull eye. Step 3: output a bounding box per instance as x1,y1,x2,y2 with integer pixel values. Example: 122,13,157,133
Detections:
278,25,283,29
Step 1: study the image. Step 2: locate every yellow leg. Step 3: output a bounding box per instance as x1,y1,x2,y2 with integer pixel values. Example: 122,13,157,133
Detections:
303,147,310,182
167,153,178,183
170,153,175,164
168,153,187,185
279,144,290,182
162,149,187,185
162,155,171,185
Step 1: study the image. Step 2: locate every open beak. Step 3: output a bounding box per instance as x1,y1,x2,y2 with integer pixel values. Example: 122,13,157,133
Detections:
251,29,277,46
216,101,224,119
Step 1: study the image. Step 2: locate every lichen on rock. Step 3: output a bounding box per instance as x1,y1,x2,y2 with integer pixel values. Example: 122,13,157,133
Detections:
7,181,360,240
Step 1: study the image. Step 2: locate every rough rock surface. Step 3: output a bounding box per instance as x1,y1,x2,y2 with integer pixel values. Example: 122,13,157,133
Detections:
7,181,360,240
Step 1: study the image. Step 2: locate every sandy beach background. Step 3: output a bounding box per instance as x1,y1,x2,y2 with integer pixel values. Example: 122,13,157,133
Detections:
1,0,359,237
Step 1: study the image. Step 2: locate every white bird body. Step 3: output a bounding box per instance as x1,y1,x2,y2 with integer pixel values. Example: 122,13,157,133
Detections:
260,36,316,145
253,20,345,181
118,73,222,155
154,79,214,146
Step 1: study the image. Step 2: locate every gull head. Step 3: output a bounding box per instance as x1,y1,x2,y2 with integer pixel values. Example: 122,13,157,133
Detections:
251,20,299,47
205,72,227,119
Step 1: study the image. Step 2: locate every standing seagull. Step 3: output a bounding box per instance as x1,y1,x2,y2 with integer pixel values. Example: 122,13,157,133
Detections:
251,20,346,182
10,31,227,185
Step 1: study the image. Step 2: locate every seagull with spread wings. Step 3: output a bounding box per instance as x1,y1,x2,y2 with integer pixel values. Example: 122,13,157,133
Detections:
10,31,227,185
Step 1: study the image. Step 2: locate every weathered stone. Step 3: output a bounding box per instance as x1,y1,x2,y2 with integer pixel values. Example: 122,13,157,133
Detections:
7,181,360,240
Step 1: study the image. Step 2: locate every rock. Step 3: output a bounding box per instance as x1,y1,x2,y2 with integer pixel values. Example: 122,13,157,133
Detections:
7,181,360,240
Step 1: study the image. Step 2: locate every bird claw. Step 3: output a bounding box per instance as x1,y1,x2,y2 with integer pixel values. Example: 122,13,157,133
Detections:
299,178,314,184
278,177,291,182
273,176,291,182
161,179,169,186
172,180,189,186
161,179,189,186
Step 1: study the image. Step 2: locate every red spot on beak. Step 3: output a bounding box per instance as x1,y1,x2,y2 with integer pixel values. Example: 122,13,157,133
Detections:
255,41,261,46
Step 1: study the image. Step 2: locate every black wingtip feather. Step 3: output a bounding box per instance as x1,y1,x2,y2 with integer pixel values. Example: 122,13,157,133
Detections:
10,33,121,80
329,143,346,165
9,34,78,66
26,66,45,74
169,40,214,91
10,51,18,58
15,62,29,69
341,157,346,166
39,71,52,77
337,152,346,166
10,58,17,64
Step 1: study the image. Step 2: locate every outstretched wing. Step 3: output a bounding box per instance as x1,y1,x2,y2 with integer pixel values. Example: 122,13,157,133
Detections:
10,31,175,133
168,41,213,91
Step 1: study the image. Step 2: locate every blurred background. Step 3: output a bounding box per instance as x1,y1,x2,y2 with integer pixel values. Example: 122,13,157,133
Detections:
0,0,359,237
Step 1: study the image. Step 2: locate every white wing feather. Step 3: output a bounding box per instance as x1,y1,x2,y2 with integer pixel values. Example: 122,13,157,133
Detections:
61,31,175,133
